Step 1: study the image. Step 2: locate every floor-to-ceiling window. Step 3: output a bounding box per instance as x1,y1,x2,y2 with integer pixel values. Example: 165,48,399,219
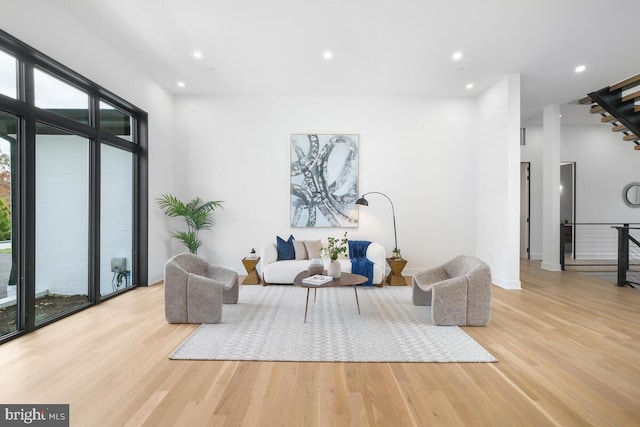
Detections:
35,124,90,323
100,143,133,297
100,100,135,298
0,111,17,337
0,29,148,343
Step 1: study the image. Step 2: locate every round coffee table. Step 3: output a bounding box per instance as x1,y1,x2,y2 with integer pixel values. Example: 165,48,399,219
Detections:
293,271,368,322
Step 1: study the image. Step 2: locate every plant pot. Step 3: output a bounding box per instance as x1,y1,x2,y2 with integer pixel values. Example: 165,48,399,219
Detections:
327,260,341,278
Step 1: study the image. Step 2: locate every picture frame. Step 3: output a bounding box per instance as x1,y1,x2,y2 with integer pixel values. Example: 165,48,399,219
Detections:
290,133,359,228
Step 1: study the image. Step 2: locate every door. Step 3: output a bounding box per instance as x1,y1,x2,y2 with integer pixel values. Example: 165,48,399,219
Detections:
560,162,576,258
520,162,530,259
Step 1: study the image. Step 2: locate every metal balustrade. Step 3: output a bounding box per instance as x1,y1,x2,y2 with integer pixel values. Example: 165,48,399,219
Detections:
560,223,640,288
614,226,640,288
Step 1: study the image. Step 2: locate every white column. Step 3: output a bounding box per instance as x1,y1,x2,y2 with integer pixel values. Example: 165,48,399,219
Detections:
475,74,522,289
541,105,561,271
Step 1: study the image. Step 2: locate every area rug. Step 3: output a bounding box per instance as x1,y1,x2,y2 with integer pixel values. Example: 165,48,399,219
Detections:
170,285,497,363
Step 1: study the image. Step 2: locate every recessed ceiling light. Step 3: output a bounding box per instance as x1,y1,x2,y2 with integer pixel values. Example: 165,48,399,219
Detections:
177,81,185,88
575,65,586,73
323,50,333,60
465,83,474,90
452,51,463,61
193,50,203,59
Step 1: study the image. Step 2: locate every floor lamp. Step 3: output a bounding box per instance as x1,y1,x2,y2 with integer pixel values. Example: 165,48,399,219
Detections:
355,191,399,257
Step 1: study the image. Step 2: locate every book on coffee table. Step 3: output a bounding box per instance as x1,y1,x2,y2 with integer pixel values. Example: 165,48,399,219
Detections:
302,275,333,286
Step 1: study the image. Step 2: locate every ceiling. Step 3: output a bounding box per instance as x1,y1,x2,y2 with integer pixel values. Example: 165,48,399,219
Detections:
55,0,640,122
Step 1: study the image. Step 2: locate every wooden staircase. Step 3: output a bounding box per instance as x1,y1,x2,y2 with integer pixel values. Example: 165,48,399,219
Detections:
580,74,640,150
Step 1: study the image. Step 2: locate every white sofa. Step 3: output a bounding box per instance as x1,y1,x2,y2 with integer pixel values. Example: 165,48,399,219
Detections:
260,241,386,285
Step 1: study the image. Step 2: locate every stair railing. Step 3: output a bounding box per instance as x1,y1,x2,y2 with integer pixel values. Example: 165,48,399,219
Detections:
613,225,640,288
559,222,640,273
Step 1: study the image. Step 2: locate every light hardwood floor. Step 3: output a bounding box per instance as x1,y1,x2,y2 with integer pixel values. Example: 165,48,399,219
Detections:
1,260,639,426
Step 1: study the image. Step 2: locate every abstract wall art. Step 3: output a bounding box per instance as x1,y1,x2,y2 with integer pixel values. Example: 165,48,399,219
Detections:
290,134,359,227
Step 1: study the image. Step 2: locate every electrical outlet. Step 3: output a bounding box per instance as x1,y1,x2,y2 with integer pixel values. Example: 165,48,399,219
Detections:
111,257,127,273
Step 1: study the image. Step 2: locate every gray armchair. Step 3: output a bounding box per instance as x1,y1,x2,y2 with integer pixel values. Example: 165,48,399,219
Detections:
412,255,491,326
164,253,239,324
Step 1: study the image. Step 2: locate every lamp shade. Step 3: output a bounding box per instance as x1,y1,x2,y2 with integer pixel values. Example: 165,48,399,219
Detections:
355,197,368,206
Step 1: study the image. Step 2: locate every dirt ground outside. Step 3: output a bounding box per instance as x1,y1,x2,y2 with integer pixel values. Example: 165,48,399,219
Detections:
0,294,88,336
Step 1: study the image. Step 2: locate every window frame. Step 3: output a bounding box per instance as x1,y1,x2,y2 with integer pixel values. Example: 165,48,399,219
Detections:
0,28,148,343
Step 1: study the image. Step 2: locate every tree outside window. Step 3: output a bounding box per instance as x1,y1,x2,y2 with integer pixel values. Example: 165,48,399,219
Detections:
0,149,10,240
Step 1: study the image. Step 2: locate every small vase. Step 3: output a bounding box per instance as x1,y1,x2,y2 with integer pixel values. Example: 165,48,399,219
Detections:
308,258,324,275
327,260,341,278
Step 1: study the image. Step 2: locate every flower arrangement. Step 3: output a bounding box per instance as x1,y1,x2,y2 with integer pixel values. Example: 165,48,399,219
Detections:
321,232,348,261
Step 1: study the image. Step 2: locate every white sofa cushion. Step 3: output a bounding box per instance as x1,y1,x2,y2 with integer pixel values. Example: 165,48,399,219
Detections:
260,241,386,285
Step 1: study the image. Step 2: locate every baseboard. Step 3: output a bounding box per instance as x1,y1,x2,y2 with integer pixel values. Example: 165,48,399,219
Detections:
492,276,522,289
541,262,561,271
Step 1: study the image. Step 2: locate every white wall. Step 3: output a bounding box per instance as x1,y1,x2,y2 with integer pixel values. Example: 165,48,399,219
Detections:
35,136,89,295
475,75,522,289
0,1,176,284
562,126,640,223
172,95,480,276
522,123,640,260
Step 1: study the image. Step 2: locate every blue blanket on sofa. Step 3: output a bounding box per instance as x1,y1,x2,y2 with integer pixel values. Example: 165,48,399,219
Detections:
349,240,373,286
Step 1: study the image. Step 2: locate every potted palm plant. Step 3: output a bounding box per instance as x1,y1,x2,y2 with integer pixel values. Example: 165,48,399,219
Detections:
157,194,224,254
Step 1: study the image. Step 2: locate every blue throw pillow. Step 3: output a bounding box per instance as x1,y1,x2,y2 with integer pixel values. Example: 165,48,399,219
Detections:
276,235,295,260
